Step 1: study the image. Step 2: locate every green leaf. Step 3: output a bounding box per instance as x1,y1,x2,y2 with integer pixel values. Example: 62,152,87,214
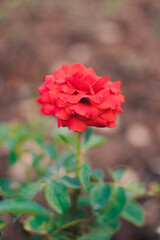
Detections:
32,153,40,166
9,151,17,165
0,221,8,230
100,186,126,221
91,169,104,180
53,235,71,240
55,128,75,146
80,163,91,186
0,179,15,197
89,183,110,210
84,134,106,150
60,176,80,189
0,199,50,216
44,144,56,159
108,168,125,181
78,224,112,240
121,200,144,226
84,128,93,143
18,182,42,199
45,180,70,214
24,215,53,233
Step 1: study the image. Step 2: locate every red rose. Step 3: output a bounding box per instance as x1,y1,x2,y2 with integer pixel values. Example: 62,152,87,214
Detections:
37,63,124,132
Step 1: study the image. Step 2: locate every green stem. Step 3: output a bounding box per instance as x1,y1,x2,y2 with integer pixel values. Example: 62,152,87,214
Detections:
76,132,81,177
51,218,87,238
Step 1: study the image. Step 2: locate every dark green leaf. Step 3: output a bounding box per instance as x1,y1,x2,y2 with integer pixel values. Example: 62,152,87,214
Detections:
80,163,91,186
53,235,71,240
45,180,70,214
84,128,93,143
9,151,17,165
89,183,110,210
32,153,40,166
0,179,15,197
0,199,50,216
24,215,53,233
60,176,80,189
121,200,144,226
18,182,42,199
101,186,126,220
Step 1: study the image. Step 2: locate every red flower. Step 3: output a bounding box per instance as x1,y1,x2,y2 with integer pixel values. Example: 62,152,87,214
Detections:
37,63,124,132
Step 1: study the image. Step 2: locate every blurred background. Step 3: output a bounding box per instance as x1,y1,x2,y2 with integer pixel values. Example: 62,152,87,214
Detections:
0,0,160,239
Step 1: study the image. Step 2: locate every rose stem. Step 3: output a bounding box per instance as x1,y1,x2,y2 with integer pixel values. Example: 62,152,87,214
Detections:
76,132,81,177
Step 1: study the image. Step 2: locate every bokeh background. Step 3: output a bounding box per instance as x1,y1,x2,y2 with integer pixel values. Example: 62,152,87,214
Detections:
0,0,160,239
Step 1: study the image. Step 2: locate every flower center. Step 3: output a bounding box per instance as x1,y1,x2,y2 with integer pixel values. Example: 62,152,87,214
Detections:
80,98,90,104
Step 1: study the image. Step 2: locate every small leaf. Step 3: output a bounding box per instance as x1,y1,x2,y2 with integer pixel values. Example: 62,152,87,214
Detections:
0,221,8,230
80,163,91,186
84,134,106,150
45,180,70,214
84,128,93,143
24,215,53,234
89,183,110,210
108,168,125,181
0,199,50,216
121,200,144,226
60,176,80,189
91,169,104,180
18,182,42,199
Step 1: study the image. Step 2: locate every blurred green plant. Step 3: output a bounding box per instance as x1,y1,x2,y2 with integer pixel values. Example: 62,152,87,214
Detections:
0,121,158,239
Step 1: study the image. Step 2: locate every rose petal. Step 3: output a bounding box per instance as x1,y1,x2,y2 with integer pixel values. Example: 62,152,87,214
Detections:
101,109,116,122
59,92,84,103
57,118,67,127
40,104,58,115
66,103,100,119
92,77,110,92
107,121,116,128
67,117,88,132
55,108,71,120
86,117,107,127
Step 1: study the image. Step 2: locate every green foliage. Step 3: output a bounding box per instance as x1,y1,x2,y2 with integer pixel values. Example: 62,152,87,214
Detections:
121,200,144,226
0,199,50,216
0,220,8,230
24,215,53,233
18,181,42,199
91,169,104,180
60,176,80,189
45,180,70,214
0,121,147,240
89,183,111,210
109,168,125,181
84,128,93,143
80,163,91,186
83,134,106,150
100,186,126,221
